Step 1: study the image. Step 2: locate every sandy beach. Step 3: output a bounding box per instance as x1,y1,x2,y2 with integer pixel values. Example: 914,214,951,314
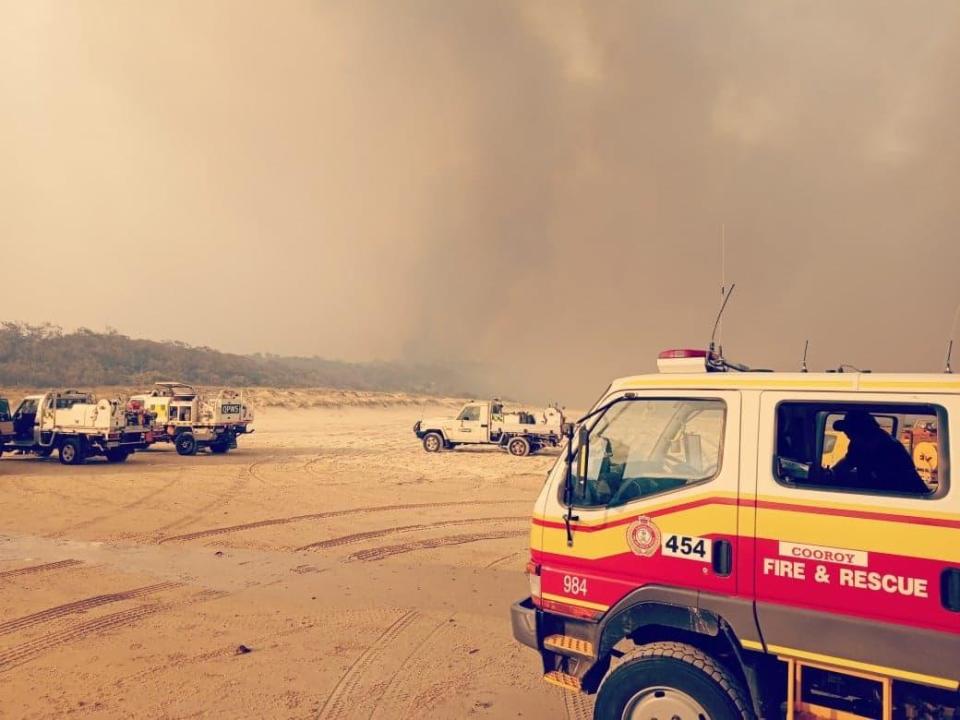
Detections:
0,397,591,719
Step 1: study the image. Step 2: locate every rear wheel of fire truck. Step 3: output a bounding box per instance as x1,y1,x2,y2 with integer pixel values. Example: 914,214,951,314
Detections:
175,433,198,456
422,432,443,453
507,437,530,457
58,439,85,466
105,449,129,463
595,641,753,720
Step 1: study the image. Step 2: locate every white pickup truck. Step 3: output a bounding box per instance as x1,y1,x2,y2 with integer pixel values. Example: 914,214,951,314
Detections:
132,382,253,455
1,390,152,464
414,399,565,456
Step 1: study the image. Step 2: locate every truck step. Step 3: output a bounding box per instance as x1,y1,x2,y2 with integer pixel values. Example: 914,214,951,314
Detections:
543,670,582,692
543,634,596,659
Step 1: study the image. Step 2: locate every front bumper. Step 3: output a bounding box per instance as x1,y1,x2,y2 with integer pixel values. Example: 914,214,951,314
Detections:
511,597,539,650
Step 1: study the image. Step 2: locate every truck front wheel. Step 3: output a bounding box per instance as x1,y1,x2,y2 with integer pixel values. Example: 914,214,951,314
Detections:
59,439,85,466
175,433,198,456
507,437,530,457
422,432,443,453
595,642,753,720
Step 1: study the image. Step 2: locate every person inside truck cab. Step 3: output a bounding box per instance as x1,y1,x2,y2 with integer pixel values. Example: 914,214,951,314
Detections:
826,410,929,495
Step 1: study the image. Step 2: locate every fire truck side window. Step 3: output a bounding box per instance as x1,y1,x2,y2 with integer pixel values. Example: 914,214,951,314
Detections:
570,398,725,509
775,402,944,497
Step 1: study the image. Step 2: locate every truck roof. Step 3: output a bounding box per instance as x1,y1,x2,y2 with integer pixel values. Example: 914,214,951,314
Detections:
609,371,960,395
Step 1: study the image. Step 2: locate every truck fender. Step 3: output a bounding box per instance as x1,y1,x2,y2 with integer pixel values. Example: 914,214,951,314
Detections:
597,588,719,659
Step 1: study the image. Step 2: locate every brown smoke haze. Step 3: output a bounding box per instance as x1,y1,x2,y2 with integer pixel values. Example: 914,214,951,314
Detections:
2,1,959,405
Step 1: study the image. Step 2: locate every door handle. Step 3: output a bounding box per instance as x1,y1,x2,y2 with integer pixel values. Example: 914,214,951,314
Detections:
480,424,488,428
712,539,733,577
942,568,960,612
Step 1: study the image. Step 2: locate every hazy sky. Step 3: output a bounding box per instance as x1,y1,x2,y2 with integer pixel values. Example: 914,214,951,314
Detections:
2,1,959,403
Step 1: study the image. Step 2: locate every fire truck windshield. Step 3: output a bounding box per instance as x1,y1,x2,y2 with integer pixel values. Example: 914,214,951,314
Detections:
569,398,725,508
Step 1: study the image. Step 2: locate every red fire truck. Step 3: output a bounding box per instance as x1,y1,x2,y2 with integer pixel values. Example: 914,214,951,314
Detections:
512,349,959,719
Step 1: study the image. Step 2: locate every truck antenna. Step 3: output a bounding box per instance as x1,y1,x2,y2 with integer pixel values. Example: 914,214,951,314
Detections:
946,303,960,373
718,224,726,350
801,340,809,373
708,282,736,360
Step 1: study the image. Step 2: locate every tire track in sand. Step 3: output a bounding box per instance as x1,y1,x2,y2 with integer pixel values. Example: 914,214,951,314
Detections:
147,455,276,539
484,550,524,569
345,529,528,563
52,471,187,537
0,589,225,674
369,617,451,719
371,617,497,719
0,582,182,636
157,499,527,544
562,685,595,720
0,559,82,581
316,610,420,720
295,515,527,551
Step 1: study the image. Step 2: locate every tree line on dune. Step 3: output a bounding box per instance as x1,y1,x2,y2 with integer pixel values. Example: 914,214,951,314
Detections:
0,322,480,396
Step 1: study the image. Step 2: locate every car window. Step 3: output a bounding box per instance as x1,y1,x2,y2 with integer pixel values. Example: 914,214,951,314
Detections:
570,398,725,509
776,402,943,497
459,406,481,422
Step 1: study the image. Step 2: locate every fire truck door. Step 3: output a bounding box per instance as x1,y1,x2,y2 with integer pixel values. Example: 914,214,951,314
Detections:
535,391,743,613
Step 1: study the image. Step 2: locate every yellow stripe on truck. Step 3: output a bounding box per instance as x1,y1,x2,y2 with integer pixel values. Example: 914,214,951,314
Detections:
757,508,960,563
541,592,610,612
539,505,738,560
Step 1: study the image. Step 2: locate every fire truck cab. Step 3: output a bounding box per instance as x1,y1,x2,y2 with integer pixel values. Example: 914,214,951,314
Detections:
512,349,960,719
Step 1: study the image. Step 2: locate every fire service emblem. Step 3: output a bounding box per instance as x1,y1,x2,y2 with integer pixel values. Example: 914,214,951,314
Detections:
626,517,661,557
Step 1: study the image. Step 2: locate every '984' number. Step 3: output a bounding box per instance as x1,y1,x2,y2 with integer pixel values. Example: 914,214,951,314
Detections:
563,575,588,596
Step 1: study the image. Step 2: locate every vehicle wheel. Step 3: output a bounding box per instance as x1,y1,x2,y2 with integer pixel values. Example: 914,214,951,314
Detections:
595,641,753,720
105,449,129,463
507,437,531,457
175,433,198,456
210,443,229,454
422,432,443,453
59,439,85,466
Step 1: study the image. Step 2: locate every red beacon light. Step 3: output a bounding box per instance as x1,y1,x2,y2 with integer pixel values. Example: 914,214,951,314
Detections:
657,348,710,374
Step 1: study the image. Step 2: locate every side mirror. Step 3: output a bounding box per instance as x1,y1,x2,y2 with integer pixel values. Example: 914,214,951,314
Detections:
562,422,575,439
576,425,590,483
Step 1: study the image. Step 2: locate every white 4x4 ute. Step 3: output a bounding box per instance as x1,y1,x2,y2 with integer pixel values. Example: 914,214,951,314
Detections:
415,399,564,456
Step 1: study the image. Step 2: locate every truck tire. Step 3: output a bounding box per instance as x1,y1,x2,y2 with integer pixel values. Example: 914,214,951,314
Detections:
595,641,753,720
422,432,443,453
507,437,530,457
105,449,130,463
175,433,198,456
59,439,85,466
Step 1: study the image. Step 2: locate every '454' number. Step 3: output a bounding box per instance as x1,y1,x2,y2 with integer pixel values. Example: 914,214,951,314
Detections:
662,534,711,562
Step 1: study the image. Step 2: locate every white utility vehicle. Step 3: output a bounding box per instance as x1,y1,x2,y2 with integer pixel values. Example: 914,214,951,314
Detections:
133,382,253,456
1,390,152,464
414,399,565,456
